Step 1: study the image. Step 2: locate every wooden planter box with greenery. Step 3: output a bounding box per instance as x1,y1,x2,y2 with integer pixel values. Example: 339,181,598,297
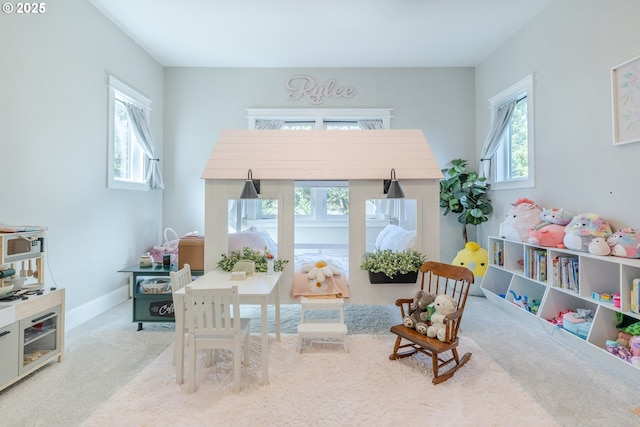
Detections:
360,248,426,284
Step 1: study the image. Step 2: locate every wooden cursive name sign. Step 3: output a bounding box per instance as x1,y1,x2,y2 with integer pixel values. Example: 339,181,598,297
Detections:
286,75,355,105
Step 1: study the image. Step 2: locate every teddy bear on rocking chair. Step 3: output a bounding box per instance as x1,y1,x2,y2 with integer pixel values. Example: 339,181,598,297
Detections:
427,294,458,342
403,290,436,335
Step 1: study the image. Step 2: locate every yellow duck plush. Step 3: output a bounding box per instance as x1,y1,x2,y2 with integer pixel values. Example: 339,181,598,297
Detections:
451,242,488,278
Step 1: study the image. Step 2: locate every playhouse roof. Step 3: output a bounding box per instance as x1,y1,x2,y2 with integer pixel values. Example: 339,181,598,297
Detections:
201,129,443,180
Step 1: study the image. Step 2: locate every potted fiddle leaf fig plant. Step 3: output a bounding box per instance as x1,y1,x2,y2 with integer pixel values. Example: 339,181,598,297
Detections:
439,158,492,244
360,248,427,284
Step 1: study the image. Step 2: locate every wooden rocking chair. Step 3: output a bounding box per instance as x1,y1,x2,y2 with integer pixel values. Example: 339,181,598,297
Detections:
389,261,474,384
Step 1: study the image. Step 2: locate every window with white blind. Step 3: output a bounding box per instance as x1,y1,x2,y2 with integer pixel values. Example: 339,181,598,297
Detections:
107,76,152,190
488,75,535,190
247,108,392,130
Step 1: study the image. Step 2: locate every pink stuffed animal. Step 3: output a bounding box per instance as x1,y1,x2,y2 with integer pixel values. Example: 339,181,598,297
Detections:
528,224,566,248
528,207,573,247
607,229,640,258
499,198,543,242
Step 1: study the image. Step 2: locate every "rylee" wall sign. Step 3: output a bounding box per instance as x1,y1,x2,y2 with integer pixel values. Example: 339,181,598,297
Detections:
286,75,355,105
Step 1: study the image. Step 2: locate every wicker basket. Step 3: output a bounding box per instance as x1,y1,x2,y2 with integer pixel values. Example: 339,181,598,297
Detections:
139,278,170,294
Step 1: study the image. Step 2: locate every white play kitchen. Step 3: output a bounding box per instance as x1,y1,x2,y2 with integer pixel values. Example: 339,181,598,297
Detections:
0,227,65,392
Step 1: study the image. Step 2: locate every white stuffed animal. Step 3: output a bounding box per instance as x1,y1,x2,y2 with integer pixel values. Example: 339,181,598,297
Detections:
499,198,543,242
426,294,458,342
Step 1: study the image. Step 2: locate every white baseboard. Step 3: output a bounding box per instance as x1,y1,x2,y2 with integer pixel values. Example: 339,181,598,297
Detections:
65,285,129,331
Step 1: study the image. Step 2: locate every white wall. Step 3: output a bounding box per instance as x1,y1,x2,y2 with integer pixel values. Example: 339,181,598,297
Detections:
0,0,164,314
476,0,640,246
163,67,476,264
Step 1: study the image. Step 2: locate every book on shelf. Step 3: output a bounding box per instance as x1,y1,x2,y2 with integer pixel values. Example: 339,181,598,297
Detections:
524,247,547,282
552,255,579,292
492,241,504,266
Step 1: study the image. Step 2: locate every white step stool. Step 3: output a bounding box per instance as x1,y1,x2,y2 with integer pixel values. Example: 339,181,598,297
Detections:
297,297,348,352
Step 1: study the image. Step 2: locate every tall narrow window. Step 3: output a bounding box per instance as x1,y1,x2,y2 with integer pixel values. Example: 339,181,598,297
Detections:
107,76,152,190
495,96,528,182
488,75,535,190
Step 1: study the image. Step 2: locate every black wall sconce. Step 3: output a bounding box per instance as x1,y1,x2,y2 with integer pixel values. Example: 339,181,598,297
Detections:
240,169,260,199
383,168,405,199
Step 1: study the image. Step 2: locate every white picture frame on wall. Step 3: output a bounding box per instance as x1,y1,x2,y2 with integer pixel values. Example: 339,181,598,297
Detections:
611,53,640,145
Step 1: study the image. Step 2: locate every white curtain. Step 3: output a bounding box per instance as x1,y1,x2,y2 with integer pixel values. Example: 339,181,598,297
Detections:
479,100,516,179
125,103,164,190
255,119,284,130
358,119,384,130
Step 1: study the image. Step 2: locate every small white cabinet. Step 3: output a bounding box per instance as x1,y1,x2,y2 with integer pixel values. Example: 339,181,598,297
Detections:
0,229,65,391
0,289,65,391
481,236,640,384
0,321,19,386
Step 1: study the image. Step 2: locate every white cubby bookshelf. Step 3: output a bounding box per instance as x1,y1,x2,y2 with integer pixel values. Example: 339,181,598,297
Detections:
480,236,640,384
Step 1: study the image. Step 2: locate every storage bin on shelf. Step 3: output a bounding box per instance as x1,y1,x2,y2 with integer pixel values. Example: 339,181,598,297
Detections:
139,278,171,294
561,311,592,339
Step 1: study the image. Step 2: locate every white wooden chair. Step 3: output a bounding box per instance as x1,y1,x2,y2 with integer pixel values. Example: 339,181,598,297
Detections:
171,264,192,370
170,263,192,294
185,284,251,393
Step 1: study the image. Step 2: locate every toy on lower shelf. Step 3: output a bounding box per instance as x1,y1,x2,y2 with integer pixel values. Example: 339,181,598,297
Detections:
508,290,539,314
560,309,593,339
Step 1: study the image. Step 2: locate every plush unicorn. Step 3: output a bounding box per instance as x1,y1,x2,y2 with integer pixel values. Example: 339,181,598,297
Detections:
607,229,640,258
563,213,613,252
528,207,573,248
499,198,543,242
534,207,573,229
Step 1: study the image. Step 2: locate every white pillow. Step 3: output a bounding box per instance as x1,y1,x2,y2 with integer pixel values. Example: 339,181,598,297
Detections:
375,224,401,250
375,224,416,252
394,229,417,251
228,231,269,254
258,230,278,257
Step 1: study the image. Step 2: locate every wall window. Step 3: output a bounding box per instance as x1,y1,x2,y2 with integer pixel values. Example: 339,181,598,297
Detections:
247,108,391,256
488,74,535,190
248,107,391,220
294,181,349,220
247,108,392,130
107,76,152,190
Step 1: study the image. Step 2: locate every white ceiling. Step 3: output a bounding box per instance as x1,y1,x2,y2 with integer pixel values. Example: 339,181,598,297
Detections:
89,0,552,68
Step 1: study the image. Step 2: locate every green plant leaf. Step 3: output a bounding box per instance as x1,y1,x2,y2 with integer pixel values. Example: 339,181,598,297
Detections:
216,246,289,272
439,158,492,231
359,248,427,278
